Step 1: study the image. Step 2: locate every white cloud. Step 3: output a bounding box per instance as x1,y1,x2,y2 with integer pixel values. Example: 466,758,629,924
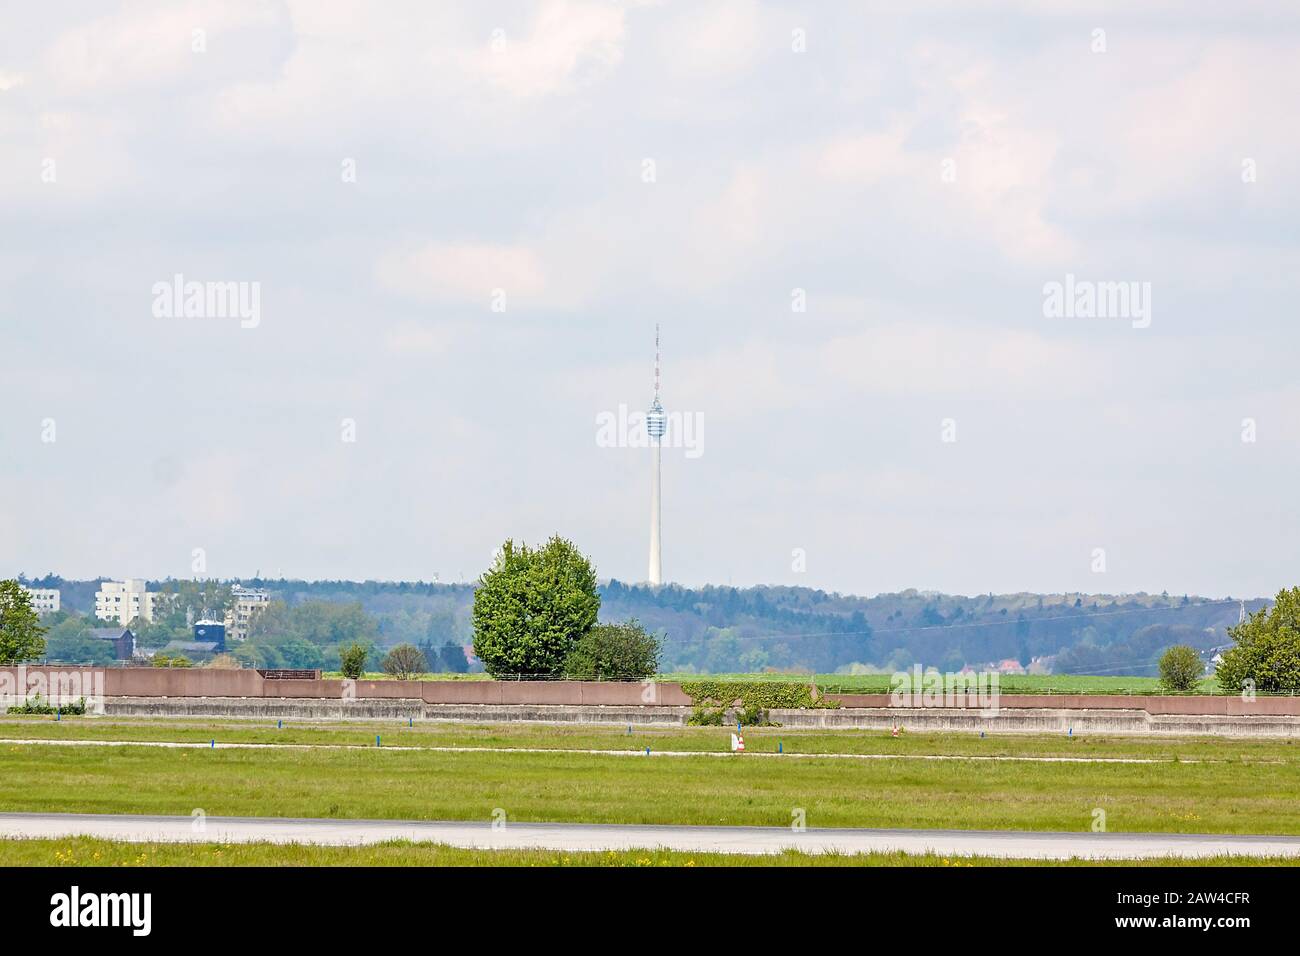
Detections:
474,0,628,97
375,241,549,307
383,322,457,355
653,0,771,80
43,1,282,96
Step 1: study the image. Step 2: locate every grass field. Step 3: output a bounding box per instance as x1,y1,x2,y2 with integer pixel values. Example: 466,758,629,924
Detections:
1,717,1297,835
3,715,1300,761
666,672,1225,695
322,671,1229,694
4,836,1297,867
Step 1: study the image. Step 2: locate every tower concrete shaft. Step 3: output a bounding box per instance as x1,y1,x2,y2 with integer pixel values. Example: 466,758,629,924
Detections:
648,440,662,585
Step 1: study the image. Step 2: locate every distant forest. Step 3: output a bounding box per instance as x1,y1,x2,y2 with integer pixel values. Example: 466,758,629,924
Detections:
19,572,1263,676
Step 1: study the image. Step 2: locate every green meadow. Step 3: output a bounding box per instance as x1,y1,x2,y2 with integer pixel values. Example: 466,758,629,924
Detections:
0,720,1296,835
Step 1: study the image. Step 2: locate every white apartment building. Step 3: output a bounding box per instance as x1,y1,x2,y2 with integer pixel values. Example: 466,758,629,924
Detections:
21,587,60,614
224,584,270,642
94,578,159,624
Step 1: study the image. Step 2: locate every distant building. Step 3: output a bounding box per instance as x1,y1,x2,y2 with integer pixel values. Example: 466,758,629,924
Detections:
192,619,226,652
1026,655,1056,676
21,586,60,615
87,627,135,661
95,579,160,624
224,584,270,642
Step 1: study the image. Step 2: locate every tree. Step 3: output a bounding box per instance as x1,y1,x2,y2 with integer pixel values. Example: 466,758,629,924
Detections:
45,628,116,666
1158,645,1203,692
472,536,600,677
425,609,458,643
439,640,469,673
151,581,232,630
279,637,325,670
382,643,428,679
565,620,661,680
0,580,47,664
1217,587,1300,692
339,641,369,679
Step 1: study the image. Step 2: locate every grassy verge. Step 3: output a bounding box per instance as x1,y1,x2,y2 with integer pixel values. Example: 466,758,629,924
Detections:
5,836,1298,867
663,673,1227,695
316,672,1233,694
1,736,1297,833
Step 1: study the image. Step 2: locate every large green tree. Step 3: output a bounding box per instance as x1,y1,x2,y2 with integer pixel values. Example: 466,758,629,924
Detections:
472,536,600,677
1216,587,1300,692
0,580,48,664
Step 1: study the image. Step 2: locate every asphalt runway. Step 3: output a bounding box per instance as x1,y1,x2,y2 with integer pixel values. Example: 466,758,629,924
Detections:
2,812,1298,859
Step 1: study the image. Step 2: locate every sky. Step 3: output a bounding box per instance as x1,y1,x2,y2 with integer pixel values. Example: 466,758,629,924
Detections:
2,0,1299,598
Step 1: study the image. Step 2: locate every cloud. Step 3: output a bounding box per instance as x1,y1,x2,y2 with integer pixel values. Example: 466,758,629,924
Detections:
474,0,628,97
652,0,771,80
43,1,283,97
375,241,549,307
383,322,457,355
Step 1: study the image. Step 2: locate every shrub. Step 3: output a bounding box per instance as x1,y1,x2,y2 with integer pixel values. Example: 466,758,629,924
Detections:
8,694,86,715
339,641,368,680
680,680,838,726
150,654,192,668
1158,645,1203,692
382,644,428,680
565,620,660,680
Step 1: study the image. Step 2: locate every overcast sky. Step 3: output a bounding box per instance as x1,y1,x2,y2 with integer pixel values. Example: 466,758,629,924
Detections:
2,1,1298,598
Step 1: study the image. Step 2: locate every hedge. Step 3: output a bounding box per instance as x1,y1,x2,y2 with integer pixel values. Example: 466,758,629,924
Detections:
679,680,838,726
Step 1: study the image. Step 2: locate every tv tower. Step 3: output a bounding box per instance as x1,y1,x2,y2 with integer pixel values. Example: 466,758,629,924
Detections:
647,324,666,585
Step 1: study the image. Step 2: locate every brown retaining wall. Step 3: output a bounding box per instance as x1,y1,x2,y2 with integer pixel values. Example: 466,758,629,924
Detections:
0,667,691,707
0,666,1293,718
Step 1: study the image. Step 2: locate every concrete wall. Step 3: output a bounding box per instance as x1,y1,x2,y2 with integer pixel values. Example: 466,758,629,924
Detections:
778,706,1300,738
825,692,1300,716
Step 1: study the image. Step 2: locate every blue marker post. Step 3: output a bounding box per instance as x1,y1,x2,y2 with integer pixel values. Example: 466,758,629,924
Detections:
645,746,650,756
277,719,282,730
778,741,783,754
408,717,413,728
376,734,381,747
55,710,60,722
627,725,632,735
980,731,985,739
210,739,215,749
1068,726,1073,737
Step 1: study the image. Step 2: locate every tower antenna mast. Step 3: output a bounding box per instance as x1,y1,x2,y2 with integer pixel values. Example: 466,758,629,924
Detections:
647,325,666,586
654,323,661,402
